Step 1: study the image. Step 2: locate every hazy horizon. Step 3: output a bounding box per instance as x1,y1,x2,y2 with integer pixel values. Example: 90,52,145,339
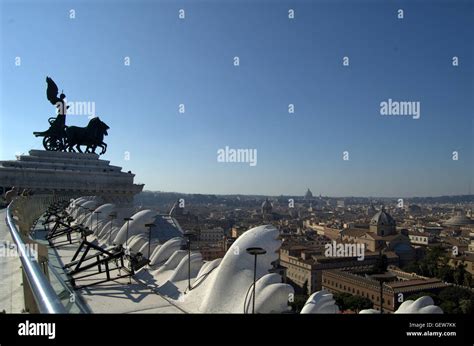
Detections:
139,189,473,200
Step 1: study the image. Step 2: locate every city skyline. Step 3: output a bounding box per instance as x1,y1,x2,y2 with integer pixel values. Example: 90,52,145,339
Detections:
139,189,473,199
1,0,473,197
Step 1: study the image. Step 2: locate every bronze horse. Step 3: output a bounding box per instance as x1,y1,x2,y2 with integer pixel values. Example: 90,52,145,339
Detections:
65,117,110,154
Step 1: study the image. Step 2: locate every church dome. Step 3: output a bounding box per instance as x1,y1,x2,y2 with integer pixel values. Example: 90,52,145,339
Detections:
305,188,313,199
261,198,273,214
370,207,396,227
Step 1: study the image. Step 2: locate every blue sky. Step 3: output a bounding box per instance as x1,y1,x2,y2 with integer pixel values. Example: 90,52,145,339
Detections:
0,0,472,197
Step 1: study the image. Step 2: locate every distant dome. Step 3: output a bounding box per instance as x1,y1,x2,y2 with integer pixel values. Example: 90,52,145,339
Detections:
408,204,422,213
261,198,273,214
305,188,313,199
370,207,396,227
443,212,473,227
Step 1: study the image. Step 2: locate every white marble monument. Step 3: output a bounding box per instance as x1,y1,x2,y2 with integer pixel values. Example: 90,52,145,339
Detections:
0,150,143,205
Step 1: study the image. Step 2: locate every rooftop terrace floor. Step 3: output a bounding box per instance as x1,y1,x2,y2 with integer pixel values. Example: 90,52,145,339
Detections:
31,217,184,314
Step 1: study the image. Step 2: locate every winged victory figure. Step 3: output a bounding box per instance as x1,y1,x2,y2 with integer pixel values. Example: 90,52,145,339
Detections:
33,77,70,151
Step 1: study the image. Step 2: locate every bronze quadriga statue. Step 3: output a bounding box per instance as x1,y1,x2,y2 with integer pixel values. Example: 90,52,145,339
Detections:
33,77,110,155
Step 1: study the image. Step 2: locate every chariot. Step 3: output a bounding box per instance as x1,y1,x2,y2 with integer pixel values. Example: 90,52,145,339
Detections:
33,114,67,151
33,77,109,155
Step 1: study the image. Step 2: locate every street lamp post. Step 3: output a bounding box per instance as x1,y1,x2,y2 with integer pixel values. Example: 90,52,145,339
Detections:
371,273,394,314
93,211,101,234
123,217,134,285
144,223,156,264
246,247,267,314
123,217,134,249
82,208,93,235
86,208,93,222
108,211,117,245
183,231,195,292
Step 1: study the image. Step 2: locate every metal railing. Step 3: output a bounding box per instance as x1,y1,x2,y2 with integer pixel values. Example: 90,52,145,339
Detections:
5,199,67,313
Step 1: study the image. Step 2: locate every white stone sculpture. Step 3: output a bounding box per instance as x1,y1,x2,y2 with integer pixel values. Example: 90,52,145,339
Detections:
113,209,156,245
300,290,340,314
149,237,184,266
394,296,443,314
176,225,294,313
358,296,443,314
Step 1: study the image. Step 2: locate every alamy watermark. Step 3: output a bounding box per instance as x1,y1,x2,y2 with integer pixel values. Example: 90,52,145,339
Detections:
18,321,55,339
55,100,96,118
0,241,38,260
324,241,365,261
217,146,257,167
380,98,420,119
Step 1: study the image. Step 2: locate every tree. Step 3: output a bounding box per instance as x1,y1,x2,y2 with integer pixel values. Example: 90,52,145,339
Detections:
453,262,468,286
459,299,473,314
463,272,472,287
403,246,473,288
403,261,420,274
440,300,458,314
349,295,373,312
334,292,373,312
334,292,352,310
438,286,472,302
437,262,454,283
438,286,474,314
302,280,309,295
407,287,474,314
